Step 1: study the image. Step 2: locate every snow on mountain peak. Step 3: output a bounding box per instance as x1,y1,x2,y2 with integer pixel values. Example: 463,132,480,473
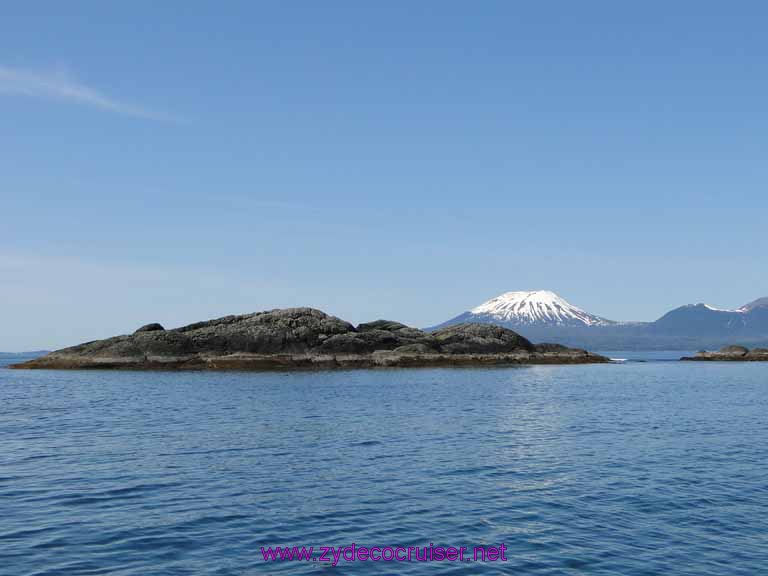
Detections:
701,304,735,312
470,290,612,327
738,297,768,313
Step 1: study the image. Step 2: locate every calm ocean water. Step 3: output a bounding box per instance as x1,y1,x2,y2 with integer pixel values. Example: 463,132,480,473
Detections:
2,356,767,575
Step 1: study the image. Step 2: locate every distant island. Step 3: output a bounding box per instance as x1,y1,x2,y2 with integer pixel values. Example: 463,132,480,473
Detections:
11,308,608,371
0,351,49,358
682,346,768,362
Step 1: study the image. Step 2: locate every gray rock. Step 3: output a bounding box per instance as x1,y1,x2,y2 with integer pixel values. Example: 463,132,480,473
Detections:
719,345,749,356
178,307,355,354
135,323,165,333
357,320,409,332
431,323,533,354
393,343,436,354
12,309,608,370
318,330,402,354
54,308,353,359
356,320,436,346
683,344,768,361
534,343,570,353
319,324,440,354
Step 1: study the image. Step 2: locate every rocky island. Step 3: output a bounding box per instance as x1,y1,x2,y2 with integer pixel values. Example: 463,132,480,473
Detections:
681,345,768,362
11,308,609,371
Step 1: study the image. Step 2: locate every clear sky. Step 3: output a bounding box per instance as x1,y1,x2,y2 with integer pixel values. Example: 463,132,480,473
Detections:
2,1,768,351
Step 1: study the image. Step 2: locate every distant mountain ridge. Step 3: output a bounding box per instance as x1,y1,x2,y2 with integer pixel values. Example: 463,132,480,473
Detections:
0,351,49,358
650,298,768,336
431,291,768,350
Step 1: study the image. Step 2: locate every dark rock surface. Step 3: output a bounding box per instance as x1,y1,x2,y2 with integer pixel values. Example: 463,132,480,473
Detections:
682,345,768,361
134,323,165,334
718,345,749,357
431,323,534,354
12,308,609,371
357,320,409,332
533,343,573,353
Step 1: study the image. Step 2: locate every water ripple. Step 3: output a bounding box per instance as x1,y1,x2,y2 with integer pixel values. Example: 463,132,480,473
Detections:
2,360,768,574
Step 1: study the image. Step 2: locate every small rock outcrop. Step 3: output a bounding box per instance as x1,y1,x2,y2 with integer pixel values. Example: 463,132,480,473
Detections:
431,323,534,354
533,343,572,353
135,323,165,334
682,345,768,361
319,319,439,354
719,345,749,357
11,307,609,371
357,320,409,332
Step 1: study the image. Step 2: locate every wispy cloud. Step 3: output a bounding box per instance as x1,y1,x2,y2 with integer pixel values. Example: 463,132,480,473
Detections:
0,65,183,123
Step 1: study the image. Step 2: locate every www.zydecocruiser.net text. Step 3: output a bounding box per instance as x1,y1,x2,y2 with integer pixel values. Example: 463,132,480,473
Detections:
261,543,508,565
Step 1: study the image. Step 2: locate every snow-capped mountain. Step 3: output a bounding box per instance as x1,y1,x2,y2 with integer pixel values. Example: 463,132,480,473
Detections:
431,290,616,332
467,290,614,327
430,291,768,349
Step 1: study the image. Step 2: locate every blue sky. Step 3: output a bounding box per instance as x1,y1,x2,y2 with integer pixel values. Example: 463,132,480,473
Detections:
2,1,768,350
